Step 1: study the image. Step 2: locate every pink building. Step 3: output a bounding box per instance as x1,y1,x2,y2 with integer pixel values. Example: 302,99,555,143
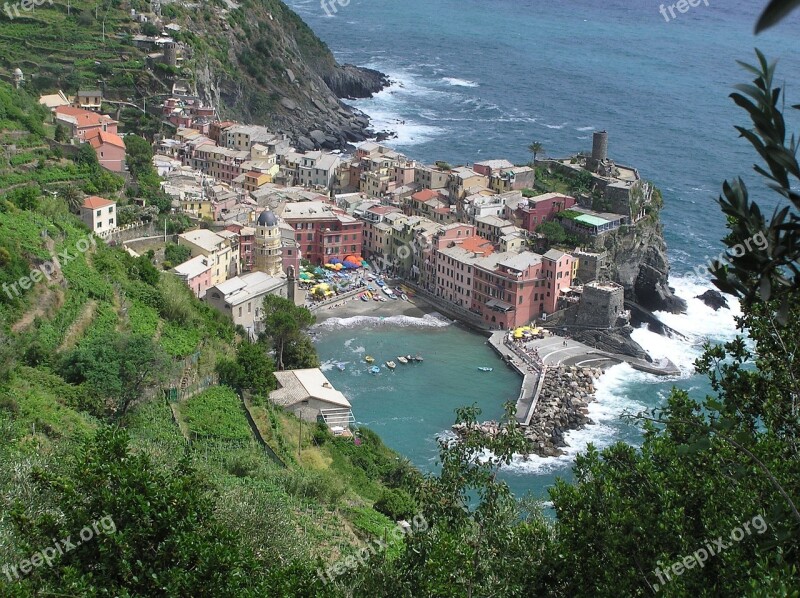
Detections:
87,130,126,172
505,192,576,233
174,255,213,298
471,248,575,329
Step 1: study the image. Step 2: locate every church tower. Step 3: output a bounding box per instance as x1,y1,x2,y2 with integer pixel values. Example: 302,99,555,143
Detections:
253,209,282,276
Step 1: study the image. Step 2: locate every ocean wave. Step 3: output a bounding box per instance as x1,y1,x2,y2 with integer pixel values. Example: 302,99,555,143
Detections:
314,313,452,331
576,125,595,132
442,77,479,87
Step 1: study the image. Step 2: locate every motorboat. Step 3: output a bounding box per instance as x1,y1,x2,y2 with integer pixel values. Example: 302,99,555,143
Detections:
370,365,381,374
365,355,375,363
373,295,381,301
337,363,346,371
382,286,394,297
360,294,369,302
376,279,385,287
397,356,409,364
478,367,493,372
386,360,396,369
401,293,409,301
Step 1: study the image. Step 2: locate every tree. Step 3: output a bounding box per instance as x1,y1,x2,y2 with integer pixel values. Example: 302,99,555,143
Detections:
260,295,315,370
124,134,154,178
54,122,68,143
164,242,191,265
527,141,544,166
536,220,566,245
59,184,82,213
76,142,99,172
7,428,266,596
59,332,168,418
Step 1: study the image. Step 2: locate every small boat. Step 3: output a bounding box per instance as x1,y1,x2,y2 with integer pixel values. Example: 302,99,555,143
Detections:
401,293,409,301
478,367,493,372
397,356,409,364
382,286,394,297
337,363,346,371
370,365,381,374
376,279,385,287
414,355,424,362
380,297,388,302
373,295,381,301
365,355,375,363
360,294,369,302
386,360,396,369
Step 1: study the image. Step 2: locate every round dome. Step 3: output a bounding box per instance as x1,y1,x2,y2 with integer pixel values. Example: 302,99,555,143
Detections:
256,210,278,227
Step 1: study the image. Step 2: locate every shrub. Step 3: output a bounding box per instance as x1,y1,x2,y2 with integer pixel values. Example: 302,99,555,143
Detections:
373,488,417,521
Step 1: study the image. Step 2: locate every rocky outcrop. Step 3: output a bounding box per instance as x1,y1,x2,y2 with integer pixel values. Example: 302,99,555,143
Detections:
322,65,389,99
452,366,600,458
595,218,687,314
696,289,729,311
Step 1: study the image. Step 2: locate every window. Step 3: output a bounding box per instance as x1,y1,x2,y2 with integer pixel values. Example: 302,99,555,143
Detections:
96,209,101,217
108,219,113,226
238,306,242,317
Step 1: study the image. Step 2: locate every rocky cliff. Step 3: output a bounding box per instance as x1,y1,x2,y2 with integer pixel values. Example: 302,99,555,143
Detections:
594,216,687,314
172,0,387,148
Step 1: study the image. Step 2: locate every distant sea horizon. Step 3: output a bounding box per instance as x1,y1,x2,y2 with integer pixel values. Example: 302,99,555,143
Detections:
289,0,800,497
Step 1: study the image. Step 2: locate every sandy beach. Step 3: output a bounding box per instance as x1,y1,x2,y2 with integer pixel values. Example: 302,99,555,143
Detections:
312,291,436,322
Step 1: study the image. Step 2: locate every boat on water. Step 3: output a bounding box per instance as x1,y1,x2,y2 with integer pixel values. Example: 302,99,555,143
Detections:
397,356,409,364
386,360,396,369
414,355,424,362
370,365,381,374
478,367,493,372
365,355,375,363
337,363,346,371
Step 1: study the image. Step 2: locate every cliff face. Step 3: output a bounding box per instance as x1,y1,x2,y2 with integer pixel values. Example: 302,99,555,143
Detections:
595,216,687,314
175,0,387,148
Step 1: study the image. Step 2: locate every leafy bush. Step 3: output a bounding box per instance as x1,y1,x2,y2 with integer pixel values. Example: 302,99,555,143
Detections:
373,488,417,521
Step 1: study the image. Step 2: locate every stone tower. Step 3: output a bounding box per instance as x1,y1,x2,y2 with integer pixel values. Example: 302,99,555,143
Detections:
253,209,282,276
163,42,177,67
591,130,608,163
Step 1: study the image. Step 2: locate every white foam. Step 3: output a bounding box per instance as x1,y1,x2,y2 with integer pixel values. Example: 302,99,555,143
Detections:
314,312,452,331
442,77,479,88
576,125,595,132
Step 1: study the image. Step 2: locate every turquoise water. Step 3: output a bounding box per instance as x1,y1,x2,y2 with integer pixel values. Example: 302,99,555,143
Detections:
294,0,792,498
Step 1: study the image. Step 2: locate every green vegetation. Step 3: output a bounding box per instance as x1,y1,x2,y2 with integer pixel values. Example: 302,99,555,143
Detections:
182,386,252,441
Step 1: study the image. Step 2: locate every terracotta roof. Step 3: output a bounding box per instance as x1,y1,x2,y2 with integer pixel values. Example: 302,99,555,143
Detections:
82,196,115,209
55,106,116,128
87,130,125,149
461,235,494,255
412,189,440,202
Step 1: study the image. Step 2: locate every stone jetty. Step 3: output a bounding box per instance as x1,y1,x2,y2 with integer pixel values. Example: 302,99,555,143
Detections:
452,365,601,458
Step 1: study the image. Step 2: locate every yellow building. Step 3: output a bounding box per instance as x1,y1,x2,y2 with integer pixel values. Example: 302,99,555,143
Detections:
178,229,236,286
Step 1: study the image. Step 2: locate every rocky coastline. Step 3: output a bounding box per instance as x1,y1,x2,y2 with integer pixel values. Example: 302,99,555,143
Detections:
453,365,601,458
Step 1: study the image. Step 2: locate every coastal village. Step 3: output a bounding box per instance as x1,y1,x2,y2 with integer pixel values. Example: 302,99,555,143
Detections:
33,85,681,456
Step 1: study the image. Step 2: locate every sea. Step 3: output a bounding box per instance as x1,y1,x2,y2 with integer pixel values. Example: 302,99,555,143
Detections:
290,0,800,500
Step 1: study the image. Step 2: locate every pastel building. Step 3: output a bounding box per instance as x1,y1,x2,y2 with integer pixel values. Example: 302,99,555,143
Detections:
277,201,363,265
173,255,212,298
178,229,236,286
504,191,577,233
79,196,116,233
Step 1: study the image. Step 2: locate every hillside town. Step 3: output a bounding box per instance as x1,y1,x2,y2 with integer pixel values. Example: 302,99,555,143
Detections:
35,86,658,337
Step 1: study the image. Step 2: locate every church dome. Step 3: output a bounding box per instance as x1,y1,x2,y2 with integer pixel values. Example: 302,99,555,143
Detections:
256,210,278,227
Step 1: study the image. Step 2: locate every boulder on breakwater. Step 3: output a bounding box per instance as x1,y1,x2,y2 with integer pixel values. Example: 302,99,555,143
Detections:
452,365,601,458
